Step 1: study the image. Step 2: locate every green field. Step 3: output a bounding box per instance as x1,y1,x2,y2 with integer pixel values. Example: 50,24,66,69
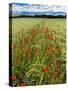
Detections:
11,18,66,34
11,18,66,51
9,18,66,86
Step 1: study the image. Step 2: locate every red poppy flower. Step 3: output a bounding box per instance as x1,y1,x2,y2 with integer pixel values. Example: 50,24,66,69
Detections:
19,81,26,86
9,75,16,81
47,33,54,40
45,46,53,54
46,47,51,51
19,83,26,86
45,47,51,54
42,67,49,73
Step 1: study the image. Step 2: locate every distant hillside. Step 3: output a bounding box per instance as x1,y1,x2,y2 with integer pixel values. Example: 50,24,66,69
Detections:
9,3,66,18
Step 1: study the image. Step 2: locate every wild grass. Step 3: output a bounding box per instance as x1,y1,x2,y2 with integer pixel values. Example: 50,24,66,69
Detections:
9,18,66,86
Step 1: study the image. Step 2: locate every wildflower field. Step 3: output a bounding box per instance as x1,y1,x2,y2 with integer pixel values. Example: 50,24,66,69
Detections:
9,18,66,86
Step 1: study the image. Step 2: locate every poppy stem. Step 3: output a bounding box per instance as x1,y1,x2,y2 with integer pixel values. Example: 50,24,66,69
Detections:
39,73,44,85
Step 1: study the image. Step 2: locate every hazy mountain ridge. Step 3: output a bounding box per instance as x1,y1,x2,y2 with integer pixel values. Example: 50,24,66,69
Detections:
9,3,66,17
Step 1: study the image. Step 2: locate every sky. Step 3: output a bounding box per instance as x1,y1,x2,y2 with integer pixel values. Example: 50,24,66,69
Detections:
9,0,67,5
11,3,66,13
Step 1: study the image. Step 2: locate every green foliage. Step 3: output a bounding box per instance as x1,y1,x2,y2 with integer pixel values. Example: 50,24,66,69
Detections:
9,18,66,86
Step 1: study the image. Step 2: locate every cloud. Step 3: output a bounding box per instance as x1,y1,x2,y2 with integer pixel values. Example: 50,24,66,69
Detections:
11,3,66,13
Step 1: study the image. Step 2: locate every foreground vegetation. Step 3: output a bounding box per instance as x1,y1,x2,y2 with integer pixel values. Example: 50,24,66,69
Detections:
9,18,66,86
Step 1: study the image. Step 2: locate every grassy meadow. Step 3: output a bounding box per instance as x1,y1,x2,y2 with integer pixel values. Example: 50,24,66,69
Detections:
9,18,66,86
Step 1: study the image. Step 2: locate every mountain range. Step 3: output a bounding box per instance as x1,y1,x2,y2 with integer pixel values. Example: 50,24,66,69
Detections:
9,3,66,17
